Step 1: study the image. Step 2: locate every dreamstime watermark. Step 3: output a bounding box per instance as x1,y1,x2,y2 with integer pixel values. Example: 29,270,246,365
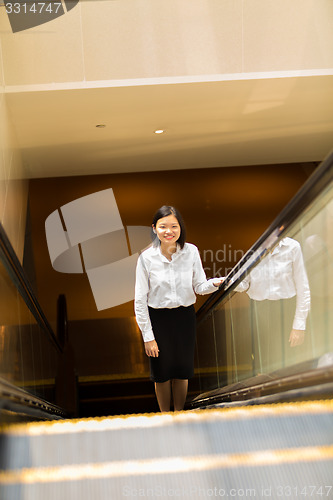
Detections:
201,245,246,278
203,246,246,264
4,0,80,33
46,188,296,310
122,485,257,498
45,188,151,310
45,188,252,310
122,484,333,498
201,238,309,282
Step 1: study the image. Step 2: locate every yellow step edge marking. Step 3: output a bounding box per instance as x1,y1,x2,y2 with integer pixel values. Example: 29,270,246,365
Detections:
0,445,332,485
0,400,332,437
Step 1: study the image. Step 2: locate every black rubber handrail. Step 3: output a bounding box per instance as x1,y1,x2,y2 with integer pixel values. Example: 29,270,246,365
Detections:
0,378,67,420
187,364,333,410
197,149,333,323
0,223,62,353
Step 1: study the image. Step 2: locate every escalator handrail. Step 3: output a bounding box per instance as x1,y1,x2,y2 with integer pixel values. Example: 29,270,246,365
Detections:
197,149,333,322
0,223,62,353
0,377,67,420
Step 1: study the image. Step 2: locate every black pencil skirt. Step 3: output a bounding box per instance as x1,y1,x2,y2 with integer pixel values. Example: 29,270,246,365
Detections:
148,305,196,383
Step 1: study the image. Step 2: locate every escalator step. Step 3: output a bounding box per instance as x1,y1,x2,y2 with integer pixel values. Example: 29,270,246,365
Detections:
0,401,332,500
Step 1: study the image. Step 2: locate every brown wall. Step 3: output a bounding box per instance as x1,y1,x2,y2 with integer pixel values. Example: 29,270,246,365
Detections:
28,162,317,329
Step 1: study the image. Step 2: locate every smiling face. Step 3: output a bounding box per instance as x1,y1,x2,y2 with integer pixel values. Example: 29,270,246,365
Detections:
153,214,181,247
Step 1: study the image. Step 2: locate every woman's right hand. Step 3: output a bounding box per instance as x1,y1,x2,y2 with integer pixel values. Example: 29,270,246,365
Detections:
145,340,159,357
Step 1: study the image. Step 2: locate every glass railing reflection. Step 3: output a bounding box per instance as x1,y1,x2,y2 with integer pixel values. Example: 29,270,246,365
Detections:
0,225,60,409
235,236,311,374
194,157,333,396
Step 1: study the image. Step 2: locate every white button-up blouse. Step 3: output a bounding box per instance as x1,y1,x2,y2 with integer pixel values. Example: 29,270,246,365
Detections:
134,242,220,342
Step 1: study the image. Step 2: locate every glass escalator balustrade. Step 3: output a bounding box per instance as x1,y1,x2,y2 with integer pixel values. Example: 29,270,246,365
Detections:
194,158,333,401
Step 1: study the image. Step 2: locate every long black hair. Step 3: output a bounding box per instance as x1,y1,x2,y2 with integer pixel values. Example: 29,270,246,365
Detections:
152,205,186,249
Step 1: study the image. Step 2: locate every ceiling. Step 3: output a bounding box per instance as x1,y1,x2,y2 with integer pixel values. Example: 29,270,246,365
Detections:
1,0,333,178
5,74,333,178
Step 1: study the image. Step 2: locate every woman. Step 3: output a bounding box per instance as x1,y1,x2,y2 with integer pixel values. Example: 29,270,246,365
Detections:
134,205,224,412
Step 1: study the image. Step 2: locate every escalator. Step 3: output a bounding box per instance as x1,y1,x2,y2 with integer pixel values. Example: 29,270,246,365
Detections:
0,151,332,499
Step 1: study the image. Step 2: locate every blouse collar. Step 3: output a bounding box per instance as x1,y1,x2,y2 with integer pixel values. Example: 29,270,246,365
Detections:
154,241,182,262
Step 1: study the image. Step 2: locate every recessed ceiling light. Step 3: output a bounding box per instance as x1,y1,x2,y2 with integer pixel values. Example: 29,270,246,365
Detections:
154,129,165,134
96,124,106,128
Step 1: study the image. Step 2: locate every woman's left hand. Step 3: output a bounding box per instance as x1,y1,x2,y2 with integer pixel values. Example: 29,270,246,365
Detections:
213,277,225,287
